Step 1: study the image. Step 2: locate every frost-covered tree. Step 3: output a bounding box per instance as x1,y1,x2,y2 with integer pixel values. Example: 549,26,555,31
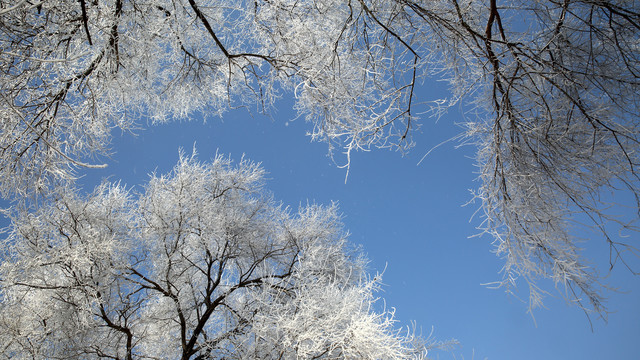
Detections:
1,0,638,315
0,154,427,360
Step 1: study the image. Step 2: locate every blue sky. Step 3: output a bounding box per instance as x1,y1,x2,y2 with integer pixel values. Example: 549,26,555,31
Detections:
78,90,640,359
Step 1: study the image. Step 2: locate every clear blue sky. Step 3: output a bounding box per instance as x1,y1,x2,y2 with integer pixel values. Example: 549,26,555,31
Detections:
79,87,640,359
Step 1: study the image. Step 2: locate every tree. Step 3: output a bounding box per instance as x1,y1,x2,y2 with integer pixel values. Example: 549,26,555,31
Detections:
0,153,428,359
1,0,638,315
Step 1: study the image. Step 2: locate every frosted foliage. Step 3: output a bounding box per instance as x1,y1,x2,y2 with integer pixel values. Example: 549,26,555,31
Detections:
0,154,425,360
2,0,638,315
434,0,640,315
0,0,424,197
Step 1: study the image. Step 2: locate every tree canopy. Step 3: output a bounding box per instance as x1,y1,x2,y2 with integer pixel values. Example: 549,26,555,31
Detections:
0,0,638,316
0,154,429,359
